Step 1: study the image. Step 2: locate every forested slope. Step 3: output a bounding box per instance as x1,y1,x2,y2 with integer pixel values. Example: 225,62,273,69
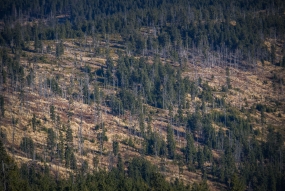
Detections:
0,0,285,190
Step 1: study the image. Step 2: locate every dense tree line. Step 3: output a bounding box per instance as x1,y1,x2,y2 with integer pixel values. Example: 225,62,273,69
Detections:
1,0,285,61
1,138,202,191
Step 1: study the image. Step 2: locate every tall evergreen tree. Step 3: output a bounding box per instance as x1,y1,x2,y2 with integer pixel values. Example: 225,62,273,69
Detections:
167,124,176,159
0,95,4,117
56,41,64,58
185,132,195,164
47,128,56,161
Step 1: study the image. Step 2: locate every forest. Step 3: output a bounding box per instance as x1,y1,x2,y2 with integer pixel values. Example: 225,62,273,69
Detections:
0,0,285,190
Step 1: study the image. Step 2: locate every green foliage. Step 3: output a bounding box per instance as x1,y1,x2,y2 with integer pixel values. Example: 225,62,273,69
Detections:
49,105,55,121
81,160,89,174
31,113,40,132
46,128,56,160
56,41,64,58
107,94,124,115
0,1,285,190
105,56,114,82
66,124,73,145
26,69,34,87
145,131,167,157
95,67,104,77
191,180,209,191
187,112,202,133
0,139,29,191
65,145,72,168
58,131,64,161
20,137,34,159
115,55,191,109
70,152,77,170
46,45,51,53
280,56,285,67
0,95,4,117
112,141,119,156
271,45,276,65
128,137,134,147
230,173,245,191
0,128,7,142
167,124,176,159
185,132,196,164
47,78,62,95
197,147,204,169
82,82,90,104
256,103,273,113
128,157,157,185
263,127,283,161
117,153,124,174
118,88,138,112
97,128,108,142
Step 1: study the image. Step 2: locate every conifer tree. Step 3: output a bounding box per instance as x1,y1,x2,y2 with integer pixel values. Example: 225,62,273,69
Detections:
0,95,4,117
47,128,56,161
185,132,195,164
56,41,64,58
167,124,176,159
230,173,245,191
113,140,119,156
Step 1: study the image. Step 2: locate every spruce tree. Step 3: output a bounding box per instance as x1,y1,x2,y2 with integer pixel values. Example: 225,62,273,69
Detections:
167,124,176,159
113,141,119,156
185,132,195,164
0,95,4,117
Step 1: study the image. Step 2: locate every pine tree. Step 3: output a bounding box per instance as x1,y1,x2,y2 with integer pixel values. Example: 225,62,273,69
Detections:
34,25,42,53
59,131,64,162
230,173,245,191
65,145,72,168
167,124,176,159
185,132,195,164
50,105,55,122
66,124,73,146
0,95,4,117
271,45,276,65
70,152,77,170
191,180,209,191
56,41,64,58
65,124,74,168
20,137,34,159
47,128,56,161
113,141,119,156
117,153,124,174
31,113,36,132
197,146,205,169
